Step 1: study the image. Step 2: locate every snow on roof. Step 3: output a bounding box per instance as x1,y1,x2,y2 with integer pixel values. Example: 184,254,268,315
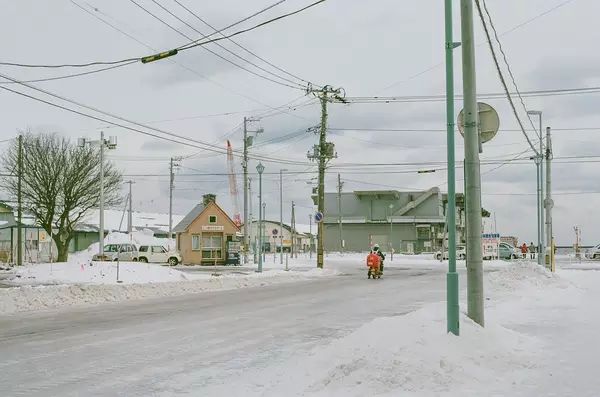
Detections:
173,203,205,233
83,209,185,233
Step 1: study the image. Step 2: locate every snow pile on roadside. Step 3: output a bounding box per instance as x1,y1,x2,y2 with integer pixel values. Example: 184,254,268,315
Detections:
486,261,570,295
0,268,339,314
9,261,192,286
225,303,540,397
222,262,570,396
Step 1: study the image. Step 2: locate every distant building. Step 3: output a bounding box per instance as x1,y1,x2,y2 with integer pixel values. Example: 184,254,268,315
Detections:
245,220,313,254
174,194,240,265
321,188,482,254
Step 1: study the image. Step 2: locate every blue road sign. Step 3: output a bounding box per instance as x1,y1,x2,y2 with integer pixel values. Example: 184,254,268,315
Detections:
315,212,323,223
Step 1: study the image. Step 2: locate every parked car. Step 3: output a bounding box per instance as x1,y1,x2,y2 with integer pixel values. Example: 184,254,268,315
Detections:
498,242,519,260
92,243,138,262
585,244,600,260
435,245,466,260
138,245,181,266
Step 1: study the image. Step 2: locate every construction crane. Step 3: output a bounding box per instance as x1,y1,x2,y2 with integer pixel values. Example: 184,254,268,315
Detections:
227,140,242,227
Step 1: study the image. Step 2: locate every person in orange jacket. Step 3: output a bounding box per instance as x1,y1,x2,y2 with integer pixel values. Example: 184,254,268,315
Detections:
521,242,528,259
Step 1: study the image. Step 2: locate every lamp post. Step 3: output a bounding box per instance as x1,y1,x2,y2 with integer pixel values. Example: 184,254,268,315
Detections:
280,168,287,264
78,131,117,258
256,162,265,272
527,110,544,266
389,204,394,261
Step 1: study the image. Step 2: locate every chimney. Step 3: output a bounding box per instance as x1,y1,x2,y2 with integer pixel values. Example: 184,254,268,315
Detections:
203,194,216,206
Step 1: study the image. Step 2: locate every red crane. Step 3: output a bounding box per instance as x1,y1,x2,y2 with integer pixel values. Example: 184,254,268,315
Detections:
226,140,241,227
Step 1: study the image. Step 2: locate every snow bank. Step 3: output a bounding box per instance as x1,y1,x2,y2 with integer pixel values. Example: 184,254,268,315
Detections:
260,304,540,397
0,268,339,314
9,261,192,285
220,262,575,396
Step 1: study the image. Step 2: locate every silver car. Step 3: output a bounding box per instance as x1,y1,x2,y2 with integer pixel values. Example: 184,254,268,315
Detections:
92,243,139,262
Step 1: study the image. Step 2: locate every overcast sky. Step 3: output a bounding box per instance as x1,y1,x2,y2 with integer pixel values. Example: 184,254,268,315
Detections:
1,0,599,246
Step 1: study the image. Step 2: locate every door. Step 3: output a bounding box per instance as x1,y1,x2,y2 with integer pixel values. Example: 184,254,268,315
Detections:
151,246,167,263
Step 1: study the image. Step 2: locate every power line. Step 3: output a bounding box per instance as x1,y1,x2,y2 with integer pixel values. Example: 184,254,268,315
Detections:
0,61,137,85
0,0,325,73
129,0,305,90
477,0,539,148
178,0,326,52
171,0,316,87
149,0,307,89
0,73,311,166
380,0,577,92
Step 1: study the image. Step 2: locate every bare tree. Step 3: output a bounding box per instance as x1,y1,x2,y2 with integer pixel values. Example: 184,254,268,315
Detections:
1,132,122,262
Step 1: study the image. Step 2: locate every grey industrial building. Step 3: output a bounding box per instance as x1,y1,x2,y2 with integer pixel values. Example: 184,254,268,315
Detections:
322,188,480,254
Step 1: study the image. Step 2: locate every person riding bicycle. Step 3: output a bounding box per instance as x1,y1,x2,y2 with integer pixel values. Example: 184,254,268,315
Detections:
372,244,386,273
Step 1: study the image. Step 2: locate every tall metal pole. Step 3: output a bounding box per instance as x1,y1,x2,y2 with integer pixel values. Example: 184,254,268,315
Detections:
99,131,105,257
545,126,553,268
337,173,343,253
389,204,394,261
169,158,174,237
309,214,313,259
445,0,459,335
17,134,23,266
535,155,544,266
538,114,545,266
258,172,263,272
461,0,484,327
280,169,284,264
291,201,296,259
249,177,255,263
317,93,327,269
243,117,249,264
127,180,133,238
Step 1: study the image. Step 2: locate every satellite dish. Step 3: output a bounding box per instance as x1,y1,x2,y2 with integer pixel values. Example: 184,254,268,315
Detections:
457,102,500,144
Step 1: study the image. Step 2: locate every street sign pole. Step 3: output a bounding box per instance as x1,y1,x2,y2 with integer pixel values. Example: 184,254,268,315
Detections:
445,0,460,336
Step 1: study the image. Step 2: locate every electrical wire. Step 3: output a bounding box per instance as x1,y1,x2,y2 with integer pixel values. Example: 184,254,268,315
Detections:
172,0,317,87
0,0,324,72
129,0,305,90
0,73,312,166
478,0,540,146
70,1,308,117
0,61,137,85
380,0,577,92
149,0,307,89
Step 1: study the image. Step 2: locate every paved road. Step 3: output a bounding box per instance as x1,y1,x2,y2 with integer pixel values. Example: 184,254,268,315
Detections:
0,266,446,396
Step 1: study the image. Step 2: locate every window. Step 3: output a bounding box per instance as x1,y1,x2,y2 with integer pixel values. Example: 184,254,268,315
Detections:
152,246,164,254
202,235,222,259
139,246,148,252
209,215,217,224
192,235,200,251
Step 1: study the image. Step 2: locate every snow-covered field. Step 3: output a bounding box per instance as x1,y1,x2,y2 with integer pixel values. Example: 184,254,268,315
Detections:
200,262,600,396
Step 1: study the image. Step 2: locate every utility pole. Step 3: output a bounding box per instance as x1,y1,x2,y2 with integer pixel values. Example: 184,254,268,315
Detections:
243,117,263,264
256,163,265,272
99,131,105,257
17,134,23,266
337,173,344,253
461,0,484,327
545,126,553,270
280,169,287,264
127,180,134,239
309,214,313,259
307,85,344,268
291,201,296,259
169,158,174,237
249,177,256,263
527,110,544,266
445,0,460,335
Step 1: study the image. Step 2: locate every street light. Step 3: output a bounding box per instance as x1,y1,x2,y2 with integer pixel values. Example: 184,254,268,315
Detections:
389,204,394,261
527,110,544,266
280,168,288,264
256,162,265,272
79,131,117,258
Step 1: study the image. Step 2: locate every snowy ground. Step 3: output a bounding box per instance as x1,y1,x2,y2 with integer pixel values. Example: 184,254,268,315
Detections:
1,254,598,396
